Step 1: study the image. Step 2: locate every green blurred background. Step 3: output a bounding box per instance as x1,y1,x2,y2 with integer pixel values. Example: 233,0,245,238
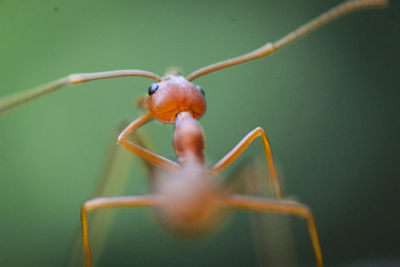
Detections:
0,0,399,266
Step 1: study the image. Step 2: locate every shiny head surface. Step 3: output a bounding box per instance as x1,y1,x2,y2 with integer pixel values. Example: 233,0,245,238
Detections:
148,76,206,123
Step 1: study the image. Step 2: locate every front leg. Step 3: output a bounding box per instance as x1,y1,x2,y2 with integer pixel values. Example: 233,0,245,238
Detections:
117,112,179,172
210,127,283,198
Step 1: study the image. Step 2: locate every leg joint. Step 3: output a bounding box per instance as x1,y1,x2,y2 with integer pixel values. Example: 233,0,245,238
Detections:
254,126,265,136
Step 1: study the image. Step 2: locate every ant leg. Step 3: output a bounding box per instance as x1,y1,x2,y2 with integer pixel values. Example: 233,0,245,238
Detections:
210,127,283,198
117,113,180,173
97,122,159,195
0,70,161,116
222,195,323,267
81,194,160,267
67,124,158,267
226,160,297,266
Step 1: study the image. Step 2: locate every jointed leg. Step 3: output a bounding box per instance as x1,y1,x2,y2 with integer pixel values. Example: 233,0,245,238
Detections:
210,127,283,198
220,159,296,266
222,195,323,267
81,195,160,267
68,124,159,267
117,113,179,172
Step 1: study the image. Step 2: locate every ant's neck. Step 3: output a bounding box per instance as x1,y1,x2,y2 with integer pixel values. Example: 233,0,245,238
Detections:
173,112,205,166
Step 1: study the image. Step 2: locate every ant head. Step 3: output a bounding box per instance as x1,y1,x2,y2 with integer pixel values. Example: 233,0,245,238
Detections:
147,76,206,123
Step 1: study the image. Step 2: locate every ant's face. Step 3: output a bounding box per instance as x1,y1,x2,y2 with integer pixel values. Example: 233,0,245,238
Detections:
147,75,206,123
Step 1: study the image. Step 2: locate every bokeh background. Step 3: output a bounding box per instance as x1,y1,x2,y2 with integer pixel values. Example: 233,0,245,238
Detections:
0,0,399,266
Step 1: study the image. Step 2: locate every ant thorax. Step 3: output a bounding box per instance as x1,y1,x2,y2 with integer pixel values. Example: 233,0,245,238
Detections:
173,111,205,165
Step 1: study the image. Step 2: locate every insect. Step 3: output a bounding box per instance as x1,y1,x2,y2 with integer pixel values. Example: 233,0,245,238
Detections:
0,0,388,266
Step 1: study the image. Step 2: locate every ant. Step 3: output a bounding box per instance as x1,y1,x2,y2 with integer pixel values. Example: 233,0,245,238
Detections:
0,0,387,266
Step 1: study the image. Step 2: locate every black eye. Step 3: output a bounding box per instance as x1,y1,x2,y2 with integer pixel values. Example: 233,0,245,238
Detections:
196,85,205,97
148,83,159,95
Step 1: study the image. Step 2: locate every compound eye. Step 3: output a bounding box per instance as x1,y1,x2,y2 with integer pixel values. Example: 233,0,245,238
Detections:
196,85,205,97
148,83,159,95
